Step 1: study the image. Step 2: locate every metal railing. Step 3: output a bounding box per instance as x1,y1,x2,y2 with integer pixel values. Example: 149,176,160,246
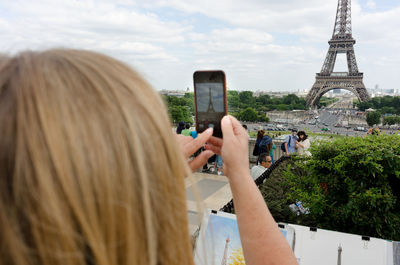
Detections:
219,155,291,213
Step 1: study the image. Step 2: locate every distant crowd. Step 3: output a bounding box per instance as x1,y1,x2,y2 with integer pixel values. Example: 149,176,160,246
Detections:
176,121,312,180
250,128,311,179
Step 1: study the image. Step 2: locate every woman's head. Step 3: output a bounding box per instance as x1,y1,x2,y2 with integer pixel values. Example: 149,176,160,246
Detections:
297,131,308,141
0,49,193,265
257,130,265,140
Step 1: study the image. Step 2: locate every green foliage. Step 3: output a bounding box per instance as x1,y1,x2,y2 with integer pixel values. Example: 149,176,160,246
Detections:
169,105,192,123
383,116,400,125
238,107,258,122
228,91,303,122
357,101,373,111
319,97,339,107
260,159,316,226
162,93,194,123
366,111,381,126
227,91,306,111
356,96,400,114
283,135,400,240
164,91,305,124
238,91,255,106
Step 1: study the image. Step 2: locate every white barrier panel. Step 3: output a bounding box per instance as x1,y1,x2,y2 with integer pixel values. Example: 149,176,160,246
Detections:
194,209,399,265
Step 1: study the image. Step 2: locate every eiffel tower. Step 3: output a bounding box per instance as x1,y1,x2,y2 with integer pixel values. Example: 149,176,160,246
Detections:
220,238,230,265
306,0,370,108
207,87,216,113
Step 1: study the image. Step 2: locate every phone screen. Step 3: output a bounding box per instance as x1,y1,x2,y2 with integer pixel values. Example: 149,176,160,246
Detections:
194,71,227,138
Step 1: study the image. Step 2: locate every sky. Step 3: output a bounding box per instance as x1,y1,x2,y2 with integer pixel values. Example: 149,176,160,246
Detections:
1,0,399,92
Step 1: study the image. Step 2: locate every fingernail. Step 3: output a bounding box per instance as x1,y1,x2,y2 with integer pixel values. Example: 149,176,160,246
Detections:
222,116,231,125
205,128,213,134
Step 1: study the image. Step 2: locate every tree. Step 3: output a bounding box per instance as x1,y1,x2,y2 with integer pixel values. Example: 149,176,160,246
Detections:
356,96,400,115
282,94,300,105
357,101,373,111
381,106,396,115
227,90,240,109
384,116,396,126
257,94,272,105
238,91,255,106
384,116,400,126
257,114,270,123
276,104,290,111
366,111,381,127
283,135,400,240
238,107,258,122
169,105,192,123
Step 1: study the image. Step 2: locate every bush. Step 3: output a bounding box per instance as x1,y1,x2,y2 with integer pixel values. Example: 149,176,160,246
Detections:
259,159,316,227
366,111,381,126
283,135,400,240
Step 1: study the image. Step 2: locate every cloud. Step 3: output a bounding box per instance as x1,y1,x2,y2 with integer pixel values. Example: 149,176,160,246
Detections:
366,0,376,9
0,0,187,61
0,0,399,92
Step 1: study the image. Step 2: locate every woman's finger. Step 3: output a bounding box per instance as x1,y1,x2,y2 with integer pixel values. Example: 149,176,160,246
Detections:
175,134,193,151
221,116,235,141
206,136,223,148
188,150,214,172
183,128,213,158
229,115,247,138
204,143,222,155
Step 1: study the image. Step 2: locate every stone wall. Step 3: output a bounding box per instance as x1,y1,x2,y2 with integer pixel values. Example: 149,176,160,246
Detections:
248,138,286,164
348,115,368,126
266,111,313,124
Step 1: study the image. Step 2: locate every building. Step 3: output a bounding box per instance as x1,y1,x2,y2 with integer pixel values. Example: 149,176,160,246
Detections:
159,90,186,97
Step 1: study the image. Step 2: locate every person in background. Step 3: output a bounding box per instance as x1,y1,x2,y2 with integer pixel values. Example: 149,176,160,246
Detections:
269,142,276,163
252,130,265,158
258,134,272,163
181,123,191,136
284,129,298,156
190,129,201,157
366,127,380,136
250,153,272,180
176,121,185,134
0,49,297,265
295,131,311,157
190,130,198,139
213,155,223,176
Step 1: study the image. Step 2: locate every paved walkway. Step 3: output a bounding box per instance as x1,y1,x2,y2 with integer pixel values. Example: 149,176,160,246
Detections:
185,172,232,235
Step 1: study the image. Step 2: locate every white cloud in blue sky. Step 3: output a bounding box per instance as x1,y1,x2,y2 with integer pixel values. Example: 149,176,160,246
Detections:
0,0,399,92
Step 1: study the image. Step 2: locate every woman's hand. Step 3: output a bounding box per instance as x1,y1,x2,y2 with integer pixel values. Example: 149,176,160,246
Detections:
176,128,222,172
220,115,249,179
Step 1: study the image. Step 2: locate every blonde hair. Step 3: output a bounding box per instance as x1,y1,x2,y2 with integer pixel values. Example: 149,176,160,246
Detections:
0,49,194,265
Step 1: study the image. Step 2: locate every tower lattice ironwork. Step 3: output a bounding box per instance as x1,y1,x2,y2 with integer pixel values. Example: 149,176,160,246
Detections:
306,0,370,108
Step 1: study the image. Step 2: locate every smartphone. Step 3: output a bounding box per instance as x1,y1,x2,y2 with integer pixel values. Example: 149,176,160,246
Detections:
193,70,227,138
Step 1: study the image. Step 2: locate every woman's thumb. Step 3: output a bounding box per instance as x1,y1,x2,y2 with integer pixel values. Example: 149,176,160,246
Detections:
221,116,234,140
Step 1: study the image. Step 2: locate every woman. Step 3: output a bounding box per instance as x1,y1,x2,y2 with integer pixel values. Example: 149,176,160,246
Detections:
0,49,297,265
296,130,311,156
252,129,265,157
